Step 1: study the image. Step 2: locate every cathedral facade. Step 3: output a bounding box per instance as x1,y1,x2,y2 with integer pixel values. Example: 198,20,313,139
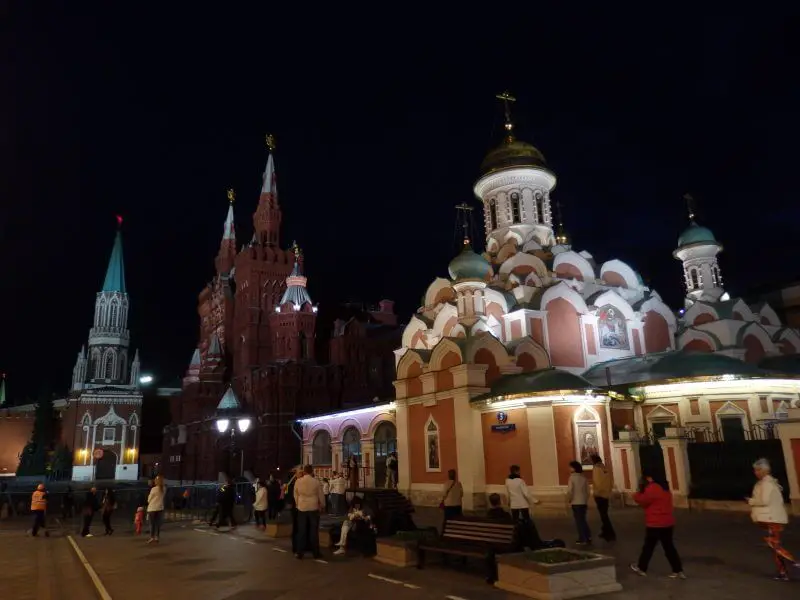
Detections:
162,139,401,482
299,97,800,511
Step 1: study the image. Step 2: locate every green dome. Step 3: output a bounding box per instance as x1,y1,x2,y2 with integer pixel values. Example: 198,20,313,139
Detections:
472,368,596,402
677,222,717,247
650,351,765,379
448,244,493,281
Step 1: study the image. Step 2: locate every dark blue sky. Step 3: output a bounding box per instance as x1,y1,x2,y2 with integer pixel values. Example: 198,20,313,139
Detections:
2,8,799,399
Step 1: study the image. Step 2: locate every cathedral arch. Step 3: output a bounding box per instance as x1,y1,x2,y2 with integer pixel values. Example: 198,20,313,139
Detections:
730,299,755,322
484,288,512,314
542,281,589,315
433,303,459,337
311,429,333,465
497,240,518,264
429,338,463,372
498,252,548,280
544,296,586,368
466,333,510,368
599,259,641,289
102,349,117,380
553,251,595,283
774,328,800,355
683,301,718,326
738,322,775,364
513,338,550,372
423,278,455,309
678,328,720,353
590,290,635,321
402,316,429,350
756,303,781,327
396,350,427,380
521,239,543,253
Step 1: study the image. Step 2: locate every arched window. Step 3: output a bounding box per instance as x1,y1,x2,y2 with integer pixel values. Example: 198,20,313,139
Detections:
312,430,332,465
510,192,521,224
535,192,545,224
711,266,718,286
110,303,119,327
90,351,102,379
689,269,699,289
103,351,115,380
489,199,498,230
342,427,361,461
424,416,441,472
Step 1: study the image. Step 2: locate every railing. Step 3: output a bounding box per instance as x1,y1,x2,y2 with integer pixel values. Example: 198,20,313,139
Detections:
638,423,777,445
310,465,374,488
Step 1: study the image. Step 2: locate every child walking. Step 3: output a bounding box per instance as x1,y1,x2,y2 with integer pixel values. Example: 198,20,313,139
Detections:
134,507,144,535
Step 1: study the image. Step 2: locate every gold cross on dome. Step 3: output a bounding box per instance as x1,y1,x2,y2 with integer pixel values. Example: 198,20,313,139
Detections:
227,188,235,203
495,91,516,132
291,240,302,259
455,202,474,244
266,134,276,151
683,193,695,221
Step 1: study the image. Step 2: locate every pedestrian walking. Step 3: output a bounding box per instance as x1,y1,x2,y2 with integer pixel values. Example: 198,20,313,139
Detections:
146,475,166,544
81,487,99,537
101,488,116,535
29,483,49,537
505,465,543,549
294,464,325,559
134,507,144,535
748,458,799,581
266,475,280,520
253,480,267,530
567,461,591,545
629,469,685,579
216,477,237,530
590,454,616,542
440,469,463,520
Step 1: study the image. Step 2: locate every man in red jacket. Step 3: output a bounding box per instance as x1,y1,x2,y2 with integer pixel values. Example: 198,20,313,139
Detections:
629,470,686,579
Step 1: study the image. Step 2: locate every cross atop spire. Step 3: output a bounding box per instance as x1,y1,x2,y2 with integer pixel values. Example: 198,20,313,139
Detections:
496,91,517,142
455,202,474,246
684,193,696,221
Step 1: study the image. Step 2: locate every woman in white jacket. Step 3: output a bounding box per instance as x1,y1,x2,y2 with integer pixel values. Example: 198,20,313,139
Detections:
146,475,166,544
748,458,797,581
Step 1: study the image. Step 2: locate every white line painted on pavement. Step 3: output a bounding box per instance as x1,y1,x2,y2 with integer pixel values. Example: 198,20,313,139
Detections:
368,573,404,585
66,536,113,600
404,584,420,589
244,540,257,545
315,559,328,564
445,596,470,600
193,528,209,534
272,547,288,553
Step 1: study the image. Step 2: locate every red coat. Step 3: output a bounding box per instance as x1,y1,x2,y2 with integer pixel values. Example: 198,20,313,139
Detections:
633,482,675,528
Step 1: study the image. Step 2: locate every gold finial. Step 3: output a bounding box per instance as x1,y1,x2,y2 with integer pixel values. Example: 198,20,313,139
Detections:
227,188,235,203
291,240,302,260
495,91,517,141
683,193,695,221
266,134,276,151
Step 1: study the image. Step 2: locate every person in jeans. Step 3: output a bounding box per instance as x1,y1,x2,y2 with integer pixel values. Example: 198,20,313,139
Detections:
253,480,268,530
146,476,166,544
441,469,463,520
748,458,798,581
293,464,325,559
590,454,616,542
567,461,591,545
630,469,685,578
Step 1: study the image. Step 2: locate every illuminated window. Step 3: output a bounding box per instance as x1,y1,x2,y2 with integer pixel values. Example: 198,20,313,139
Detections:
511,192,521,224
689,269,699,289
535,192,545,224
489,199,498,230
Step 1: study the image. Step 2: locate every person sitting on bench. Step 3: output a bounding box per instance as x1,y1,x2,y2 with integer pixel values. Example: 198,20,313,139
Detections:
487,493,511,520
486,492,543,549
334,497,374,555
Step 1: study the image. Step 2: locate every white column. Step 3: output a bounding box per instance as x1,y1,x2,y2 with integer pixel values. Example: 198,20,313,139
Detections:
659,429,691,508
453,394,486,511
775,408,800,516
395,400,411,493
120,424,127,465
361,440,376,488
526,405,560,488
611,432,642,505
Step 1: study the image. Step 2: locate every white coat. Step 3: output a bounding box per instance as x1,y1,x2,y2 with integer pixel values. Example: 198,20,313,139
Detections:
749,475,788,524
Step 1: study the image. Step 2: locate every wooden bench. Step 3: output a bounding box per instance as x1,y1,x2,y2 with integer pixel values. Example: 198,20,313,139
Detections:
417,518,521,583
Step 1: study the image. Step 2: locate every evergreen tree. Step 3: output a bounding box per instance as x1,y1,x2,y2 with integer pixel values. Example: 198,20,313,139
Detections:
16,395,56,476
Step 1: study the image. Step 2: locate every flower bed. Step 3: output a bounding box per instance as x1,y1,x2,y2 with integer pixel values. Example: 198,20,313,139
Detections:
373,529,438,567
495,549,622,600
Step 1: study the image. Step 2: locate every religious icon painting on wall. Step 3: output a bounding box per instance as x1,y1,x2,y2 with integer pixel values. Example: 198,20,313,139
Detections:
425,417,441,472
577,424,600,467
597,305,630,350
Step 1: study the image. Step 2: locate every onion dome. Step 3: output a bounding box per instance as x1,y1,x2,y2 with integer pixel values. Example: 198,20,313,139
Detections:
480,138,551,177
448,242,493,281
677,221,717,248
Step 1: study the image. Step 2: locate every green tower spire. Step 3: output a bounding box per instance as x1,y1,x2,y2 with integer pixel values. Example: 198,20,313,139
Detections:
102,217,127,293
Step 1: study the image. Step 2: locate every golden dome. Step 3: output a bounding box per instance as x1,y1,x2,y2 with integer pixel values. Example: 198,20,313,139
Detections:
479,138,550,177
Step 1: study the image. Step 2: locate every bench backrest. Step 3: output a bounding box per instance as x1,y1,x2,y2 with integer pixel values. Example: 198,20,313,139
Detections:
441,518,518,547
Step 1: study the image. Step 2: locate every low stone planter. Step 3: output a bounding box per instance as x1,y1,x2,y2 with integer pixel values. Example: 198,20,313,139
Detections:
495,549,622,600
264,521,293,538
374,538,417,567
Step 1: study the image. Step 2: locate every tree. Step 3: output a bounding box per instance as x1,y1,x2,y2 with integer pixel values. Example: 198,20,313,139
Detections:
16,395,57,476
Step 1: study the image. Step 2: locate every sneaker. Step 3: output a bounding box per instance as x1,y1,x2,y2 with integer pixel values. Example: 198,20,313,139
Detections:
630,564,647,577
334,548,346,555
669,572,687,580
84,534,94,538
146,538,155,544
773,573,789,581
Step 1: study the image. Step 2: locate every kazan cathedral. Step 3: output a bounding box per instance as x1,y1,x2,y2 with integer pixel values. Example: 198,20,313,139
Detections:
299,96,800,513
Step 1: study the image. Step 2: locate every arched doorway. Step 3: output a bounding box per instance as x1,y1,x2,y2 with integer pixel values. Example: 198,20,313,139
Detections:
373,421,397,488
95,450,117,480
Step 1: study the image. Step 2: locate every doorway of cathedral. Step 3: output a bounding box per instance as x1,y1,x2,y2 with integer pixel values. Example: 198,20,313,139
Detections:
373,422,397,489
95,450,117,480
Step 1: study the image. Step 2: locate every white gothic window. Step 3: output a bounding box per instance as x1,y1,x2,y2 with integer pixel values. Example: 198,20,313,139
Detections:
104,353,115,379
103,427,115,444
511,192,521,224
535,192,545,224
689,269,699,289
110,304,118,327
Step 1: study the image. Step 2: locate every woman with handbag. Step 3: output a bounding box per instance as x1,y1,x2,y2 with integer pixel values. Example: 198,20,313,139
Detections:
440,469,463,520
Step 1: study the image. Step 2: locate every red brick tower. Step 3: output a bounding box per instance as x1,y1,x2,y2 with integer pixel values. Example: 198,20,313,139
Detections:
233,136,296,372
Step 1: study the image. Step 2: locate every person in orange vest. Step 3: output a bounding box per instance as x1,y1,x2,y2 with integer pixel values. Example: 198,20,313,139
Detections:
30,483,49,537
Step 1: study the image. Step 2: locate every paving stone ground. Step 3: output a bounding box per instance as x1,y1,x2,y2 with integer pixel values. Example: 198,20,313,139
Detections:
2,506,800,599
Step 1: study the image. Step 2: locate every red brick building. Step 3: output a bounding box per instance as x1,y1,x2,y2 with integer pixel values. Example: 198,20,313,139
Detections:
162,140,401,482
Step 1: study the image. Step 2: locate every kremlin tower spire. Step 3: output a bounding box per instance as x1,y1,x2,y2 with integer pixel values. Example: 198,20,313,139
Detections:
72,217,137,391
279,242,314,309
215,189,237,275
253,134,281,246
269,241,318,361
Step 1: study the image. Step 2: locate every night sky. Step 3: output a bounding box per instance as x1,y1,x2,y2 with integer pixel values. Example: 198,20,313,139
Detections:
2,9,799,401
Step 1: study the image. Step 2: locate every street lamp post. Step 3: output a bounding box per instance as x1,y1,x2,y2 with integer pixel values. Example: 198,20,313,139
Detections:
214,387,251,478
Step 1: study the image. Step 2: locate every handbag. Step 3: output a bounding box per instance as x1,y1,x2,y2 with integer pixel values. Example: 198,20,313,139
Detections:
440,481,455,510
